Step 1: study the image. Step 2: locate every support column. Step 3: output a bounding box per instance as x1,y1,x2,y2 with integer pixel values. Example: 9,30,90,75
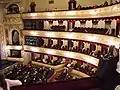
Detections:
23,52,31,65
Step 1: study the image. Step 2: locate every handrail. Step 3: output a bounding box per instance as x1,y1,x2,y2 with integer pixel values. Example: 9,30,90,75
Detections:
11,77,99,90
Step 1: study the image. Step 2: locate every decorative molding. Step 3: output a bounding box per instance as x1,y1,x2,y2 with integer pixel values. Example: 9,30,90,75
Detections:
4,14,23,25
6,45,23,50
4,14,23,45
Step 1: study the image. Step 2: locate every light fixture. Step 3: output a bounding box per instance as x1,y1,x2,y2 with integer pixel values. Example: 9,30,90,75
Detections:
5,46,9,50
66,11,77,15
47,49,54,54
30,31,37,36
47,12,55,17
30,13,38,17
14,46,23,50
85,57,98,66
66,33,74,39
64,52,70,57
108,40,116,46
46,32,55,37
87,35,97,42
31,47,38,52
89,10,98,15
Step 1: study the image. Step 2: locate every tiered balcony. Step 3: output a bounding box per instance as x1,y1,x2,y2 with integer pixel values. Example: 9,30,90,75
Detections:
3,3,120,90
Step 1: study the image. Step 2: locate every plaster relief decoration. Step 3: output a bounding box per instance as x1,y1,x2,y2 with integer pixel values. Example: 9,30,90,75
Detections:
4,14,23,26
0,24,7,59
4,14,23,46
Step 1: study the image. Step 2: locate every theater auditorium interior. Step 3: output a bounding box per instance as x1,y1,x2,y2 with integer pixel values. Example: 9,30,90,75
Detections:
0,0,120,90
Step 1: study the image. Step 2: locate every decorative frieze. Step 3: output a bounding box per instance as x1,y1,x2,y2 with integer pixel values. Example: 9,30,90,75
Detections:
4,14,23,25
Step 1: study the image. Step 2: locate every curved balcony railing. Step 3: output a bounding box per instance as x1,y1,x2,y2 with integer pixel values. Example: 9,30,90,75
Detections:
32,61,90,77
22,4,120,19
24,45,99,66
32,53,97,77
23,28,118,37
23,30,120,48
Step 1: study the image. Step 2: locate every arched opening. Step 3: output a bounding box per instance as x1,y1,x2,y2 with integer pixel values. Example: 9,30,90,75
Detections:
7,4,19,14
12,30,20,45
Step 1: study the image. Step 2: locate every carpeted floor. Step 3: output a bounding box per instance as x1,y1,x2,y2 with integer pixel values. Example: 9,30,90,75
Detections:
0,60,16,70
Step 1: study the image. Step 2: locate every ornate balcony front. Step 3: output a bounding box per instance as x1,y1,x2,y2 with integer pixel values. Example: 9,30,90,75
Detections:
22,4,120,19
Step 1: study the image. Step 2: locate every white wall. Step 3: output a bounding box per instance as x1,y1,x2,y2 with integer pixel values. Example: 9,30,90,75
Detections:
0,4,5,23
0,4,6,59
22,0,30,12
22,0,116,12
